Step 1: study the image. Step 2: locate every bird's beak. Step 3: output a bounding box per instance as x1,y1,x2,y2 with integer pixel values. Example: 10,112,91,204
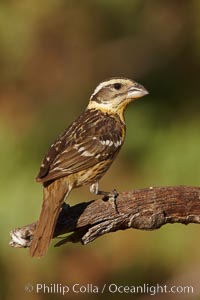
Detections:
127,83,149,99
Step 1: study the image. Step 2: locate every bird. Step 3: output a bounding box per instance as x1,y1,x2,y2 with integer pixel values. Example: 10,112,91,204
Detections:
29,77,148,257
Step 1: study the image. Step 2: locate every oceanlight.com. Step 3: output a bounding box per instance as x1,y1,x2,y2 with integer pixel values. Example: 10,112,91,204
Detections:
24,283,194,296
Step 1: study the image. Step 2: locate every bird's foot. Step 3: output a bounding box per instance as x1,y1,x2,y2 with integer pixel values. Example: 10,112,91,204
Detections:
102,189,119,214
90,183,119,213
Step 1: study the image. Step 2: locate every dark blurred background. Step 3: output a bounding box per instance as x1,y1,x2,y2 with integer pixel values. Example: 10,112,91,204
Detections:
1,0,200,299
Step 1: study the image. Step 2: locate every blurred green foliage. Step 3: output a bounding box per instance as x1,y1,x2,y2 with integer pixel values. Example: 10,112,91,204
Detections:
0,1,200,299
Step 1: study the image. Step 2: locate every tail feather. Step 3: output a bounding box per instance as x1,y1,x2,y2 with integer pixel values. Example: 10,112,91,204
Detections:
29,178,71,258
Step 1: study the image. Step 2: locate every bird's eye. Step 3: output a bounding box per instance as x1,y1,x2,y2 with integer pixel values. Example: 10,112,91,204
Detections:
113,83,122,90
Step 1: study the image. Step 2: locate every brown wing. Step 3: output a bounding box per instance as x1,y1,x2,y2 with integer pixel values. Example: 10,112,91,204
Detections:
36,109,125,183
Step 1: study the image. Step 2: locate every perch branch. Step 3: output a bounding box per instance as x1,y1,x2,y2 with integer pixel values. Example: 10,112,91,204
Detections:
9,186,200,249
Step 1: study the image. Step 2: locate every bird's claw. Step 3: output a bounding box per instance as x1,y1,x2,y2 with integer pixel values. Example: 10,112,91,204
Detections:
102,189,118,200
102,189,119,214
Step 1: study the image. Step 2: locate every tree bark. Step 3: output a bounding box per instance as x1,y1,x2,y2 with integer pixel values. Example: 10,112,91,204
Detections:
9,186,200,249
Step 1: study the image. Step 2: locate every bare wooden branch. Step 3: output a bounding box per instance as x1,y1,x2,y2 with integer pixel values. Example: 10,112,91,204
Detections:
9,186,200,249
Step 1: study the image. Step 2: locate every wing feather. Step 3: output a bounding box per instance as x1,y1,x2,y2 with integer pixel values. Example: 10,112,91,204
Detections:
36,109,125,183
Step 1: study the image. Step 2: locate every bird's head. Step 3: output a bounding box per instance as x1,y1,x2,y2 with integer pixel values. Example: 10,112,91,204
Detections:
87,77,149,118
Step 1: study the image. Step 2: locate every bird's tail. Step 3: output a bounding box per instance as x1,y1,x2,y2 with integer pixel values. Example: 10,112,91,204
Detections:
29,178,71,258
